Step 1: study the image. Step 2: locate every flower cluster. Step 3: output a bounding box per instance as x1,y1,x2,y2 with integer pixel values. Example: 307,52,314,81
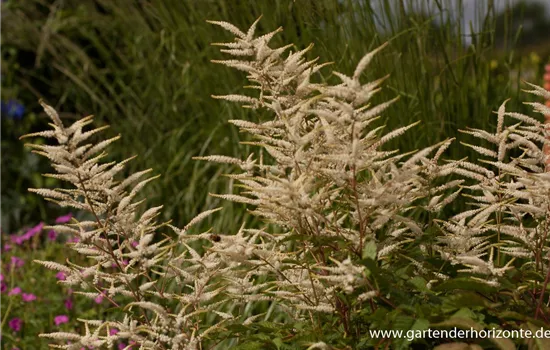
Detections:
1,214,84,346
21,18,550,349
199,18,462,316
20,101,256,349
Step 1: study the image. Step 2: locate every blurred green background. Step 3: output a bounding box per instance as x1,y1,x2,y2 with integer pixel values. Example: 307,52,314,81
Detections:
2,0,550,234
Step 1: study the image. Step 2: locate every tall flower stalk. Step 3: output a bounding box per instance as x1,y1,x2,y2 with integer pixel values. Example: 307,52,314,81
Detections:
22,18,550,350
20,102,246,349
199,18,463,334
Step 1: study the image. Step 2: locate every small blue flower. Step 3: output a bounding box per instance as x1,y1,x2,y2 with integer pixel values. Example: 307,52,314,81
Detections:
1,100,25,120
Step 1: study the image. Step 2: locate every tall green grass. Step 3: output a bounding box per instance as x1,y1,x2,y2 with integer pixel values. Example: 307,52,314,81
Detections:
3,0,548,230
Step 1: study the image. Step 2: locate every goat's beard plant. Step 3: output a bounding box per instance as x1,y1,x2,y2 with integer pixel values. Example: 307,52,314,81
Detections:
22,18,550,349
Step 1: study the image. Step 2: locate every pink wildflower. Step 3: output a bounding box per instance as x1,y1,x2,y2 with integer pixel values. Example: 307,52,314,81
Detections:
8,287,21,296
11,223,44,245
55,213,73,223
68,236,80,243
11,236,24,245
22,293,37,302
10,256,24,268
64,298,73,310
109,328,119,336
25,222,44,238
54,315,69,326
48,230,57,241
8,318,22,332
94,292,104,304
56,271,67,280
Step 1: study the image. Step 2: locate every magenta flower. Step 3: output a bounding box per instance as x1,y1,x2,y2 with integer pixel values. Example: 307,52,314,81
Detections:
0,273,4,281
1,281,7,293
22,293,37,302
131,241,138,248
55,213,73,223
94,293,104,304
8,318,22,331
11,235,24,245
11,223,44,245
54,315,69,326
56,271,67,280
10,256,24,268
68,236,80,243
25,222,44,238
48,230,57,241
109,328,119,336
118,344,127,350
3,243,11,251
8,287,21,296
64,298,73,310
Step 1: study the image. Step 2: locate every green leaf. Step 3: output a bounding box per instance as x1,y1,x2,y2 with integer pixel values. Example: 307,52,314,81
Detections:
272,338,283,349
411,318,430,332
362,240,377,260
409,276,431,293
232,341,267,350
451,308,478,321
433,278,498,294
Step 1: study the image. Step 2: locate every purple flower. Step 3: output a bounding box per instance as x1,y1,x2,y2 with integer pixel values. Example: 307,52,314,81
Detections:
68,236,80,243
10,256,24,268
8,318,22,332
109,328,119,336
1,281,7,293
48,230,57,241
10,235,24,245
118,344,127,350
8,287,21,296
94,292,104,304
10,223,43,245
25,222,43,238
64,298,73,310
3,243,11,251
22,293,37,302
1,100,25,120
56,271,67,280
0,274,4,281
55,213,73,223
131,241,138,248
54,315,69,326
